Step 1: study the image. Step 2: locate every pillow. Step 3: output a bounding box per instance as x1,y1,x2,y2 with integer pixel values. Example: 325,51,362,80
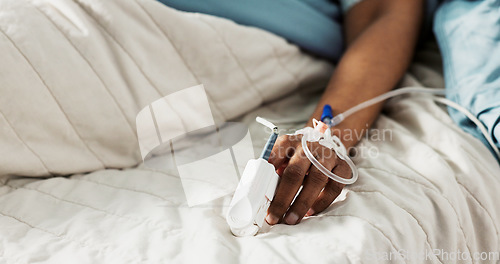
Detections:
0,0,332,177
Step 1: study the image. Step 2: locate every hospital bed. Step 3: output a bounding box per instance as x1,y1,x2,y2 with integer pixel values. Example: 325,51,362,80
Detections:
0,0,499,263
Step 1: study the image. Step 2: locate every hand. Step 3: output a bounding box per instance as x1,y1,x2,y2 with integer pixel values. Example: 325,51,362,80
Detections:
265,133,351,225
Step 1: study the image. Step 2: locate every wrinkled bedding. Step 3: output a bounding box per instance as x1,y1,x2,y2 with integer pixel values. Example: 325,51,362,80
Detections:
1,0,500,263
0,0,332,177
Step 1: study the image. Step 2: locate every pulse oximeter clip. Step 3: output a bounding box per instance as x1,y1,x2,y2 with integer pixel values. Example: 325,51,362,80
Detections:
226,117,280,237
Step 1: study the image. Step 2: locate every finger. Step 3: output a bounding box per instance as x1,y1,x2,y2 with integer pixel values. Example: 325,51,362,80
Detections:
332,158,352,181
276,161,287,177
284,147,336,224
267,135,295,170
266,145,310,225
308,159,350,215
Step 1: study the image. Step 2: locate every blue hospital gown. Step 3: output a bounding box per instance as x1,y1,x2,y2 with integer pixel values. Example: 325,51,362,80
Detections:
158,0,500,157
434,0,500,156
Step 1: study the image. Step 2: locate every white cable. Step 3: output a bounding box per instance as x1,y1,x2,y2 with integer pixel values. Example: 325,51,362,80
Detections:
329,86,499,160
331,87,446,126
433,97,500,159
256,116,278,132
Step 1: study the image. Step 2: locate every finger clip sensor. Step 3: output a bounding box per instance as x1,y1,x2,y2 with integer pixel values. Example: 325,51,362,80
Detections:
226,117,280,237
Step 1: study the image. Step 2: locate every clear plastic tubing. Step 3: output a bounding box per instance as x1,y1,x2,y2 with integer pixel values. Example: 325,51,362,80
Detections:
301,131,359,185
331,87,446,126
329,87,499,159
302,87,500,184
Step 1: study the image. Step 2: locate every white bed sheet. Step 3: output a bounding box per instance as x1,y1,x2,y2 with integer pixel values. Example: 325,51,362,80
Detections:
0,0,499,263
1,45,500,264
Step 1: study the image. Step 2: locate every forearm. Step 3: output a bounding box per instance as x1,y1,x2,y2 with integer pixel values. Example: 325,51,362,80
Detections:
307,0,424,149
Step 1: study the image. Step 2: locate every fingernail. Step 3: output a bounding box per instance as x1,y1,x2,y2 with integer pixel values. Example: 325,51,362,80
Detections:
266,214,279,225
285,213,299,225
306,209,315,216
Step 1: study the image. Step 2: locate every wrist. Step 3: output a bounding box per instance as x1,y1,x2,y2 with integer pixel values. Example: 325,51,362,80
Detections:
305,117,361,150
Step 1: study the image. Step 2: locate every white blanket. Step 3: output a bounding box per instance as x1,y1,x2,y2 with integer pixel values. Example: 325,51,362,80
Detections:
0,0,332,177
1,0,500,263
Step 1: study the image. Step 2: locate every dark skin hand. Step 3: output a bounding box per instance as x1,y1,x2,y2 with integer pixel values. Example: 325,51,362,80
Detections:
266,0,425,225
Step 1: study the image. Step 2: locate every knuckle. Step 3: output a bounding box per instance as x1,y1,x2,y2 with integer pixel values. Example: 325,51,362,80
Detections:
283,165,305,183
276,135,288,144
270,200,287,213
285,146,296,159
309,173,329,186
333,164,352,180
295,199,311,212
328,151,339,162
289,134,302,143
287,164,304,175
279,135,296,145
282,173,302,186
337,161,351,176
316,197,333,210
319,147,337,162
315,154,328,165
328,181,344,194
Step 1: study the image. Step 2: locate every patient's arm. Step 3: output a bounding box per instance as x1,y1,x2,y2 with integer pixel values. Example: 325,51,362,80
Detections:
266,0,425,225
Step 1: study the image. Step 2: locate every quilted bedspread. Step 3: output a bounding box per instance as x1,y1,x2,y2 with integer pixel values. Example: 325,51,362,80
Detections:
1,0,500,263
